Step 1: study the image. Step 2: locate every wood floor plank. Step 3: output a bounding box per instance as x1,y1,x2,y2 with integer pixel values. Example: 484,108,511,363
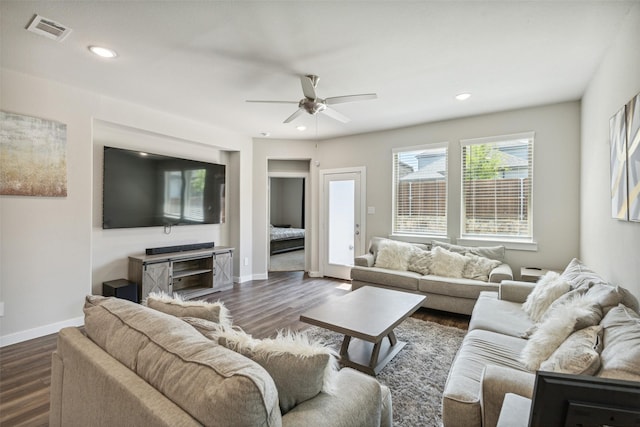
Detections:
0,271,468,425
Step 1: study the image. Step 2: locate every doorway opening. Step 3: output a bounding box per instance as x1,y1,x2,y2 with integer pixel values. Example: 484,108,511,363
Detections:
269,176,306,272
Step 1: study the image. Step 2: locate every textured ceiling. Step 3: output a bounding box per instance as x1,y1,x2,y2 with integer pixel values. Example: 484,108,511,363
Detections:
1,1,637,140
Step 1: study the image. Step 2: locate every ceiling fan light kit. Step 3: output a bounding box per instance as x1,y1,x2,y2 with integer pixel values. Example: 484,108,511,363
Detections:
247,74,377,124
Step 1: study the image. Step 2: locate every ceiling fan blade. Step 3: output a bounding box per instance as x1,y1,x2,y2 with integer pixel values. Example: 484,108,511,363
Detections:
301,75,318,100
325,93,377,105
246,100,298,104
283,108,305,123
322,107,351,123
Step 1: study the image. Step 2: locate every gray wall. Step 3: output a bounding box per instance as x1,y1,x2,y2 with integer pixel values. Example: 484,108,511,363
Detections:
581,4,640,297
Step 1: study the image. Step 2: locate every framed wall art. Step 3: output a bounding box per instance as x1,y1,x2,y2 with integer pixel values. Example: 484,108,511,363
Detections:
0,111,67,197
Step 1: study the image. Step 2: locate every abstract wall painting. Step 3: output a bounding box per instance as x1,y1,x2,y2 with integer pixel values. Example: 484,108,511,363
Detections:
0,111,67,197
610,105,628,220
627,93,640,222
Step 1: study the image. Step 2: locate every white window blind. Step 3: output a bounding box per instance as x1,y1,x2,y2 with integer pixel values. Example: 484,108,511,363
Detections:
461,132,534,239
392,143,448,235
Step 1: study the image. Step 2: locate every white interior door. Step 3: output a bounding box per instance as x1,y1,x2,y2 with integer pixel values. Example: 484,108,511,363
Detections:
321,168,365,280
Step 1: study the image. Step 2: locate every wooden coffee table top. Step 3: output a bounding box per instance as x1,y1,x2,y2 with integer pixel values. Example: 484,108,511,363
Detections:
300,286,426,342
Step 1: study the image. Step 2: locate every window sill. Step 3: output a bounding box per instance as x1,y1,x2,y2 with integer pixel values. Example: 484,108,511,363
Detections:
457,237,538,251
389,234,450,244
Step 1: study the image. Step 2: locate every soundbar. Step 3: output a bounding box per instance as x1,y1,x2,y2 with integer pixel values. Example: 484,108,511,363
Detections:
146,242,215,255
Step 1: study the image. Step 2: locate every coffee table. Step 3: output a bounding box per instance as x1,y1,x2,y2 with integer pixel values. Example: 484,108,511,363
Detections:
300,286,426,375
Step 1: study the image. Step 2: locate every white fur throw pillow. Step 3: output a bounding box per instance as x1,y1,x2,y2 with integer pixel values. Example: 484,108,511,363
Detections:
522,272,570,322
374,239,415,271
407,249,432,275
145,291,232,326
429,246,469,279
462,253,500,282
213,326,339,414
540,325,603,375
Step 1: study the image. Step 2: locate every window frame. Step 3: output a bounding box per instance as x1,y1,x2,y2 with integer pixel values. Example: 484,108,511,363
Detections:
459,132,535,243
391,142,449,238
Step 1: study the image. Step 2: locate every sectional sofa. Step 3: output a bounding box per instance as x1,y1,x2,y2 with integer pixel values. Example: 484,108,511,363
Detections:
442,258,640,427
351,238,513,315
50,295,392,427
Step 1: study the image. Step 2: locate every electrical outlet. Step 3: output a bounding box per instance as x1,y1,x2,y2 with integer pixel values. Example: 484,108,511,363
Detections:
0,302,4,317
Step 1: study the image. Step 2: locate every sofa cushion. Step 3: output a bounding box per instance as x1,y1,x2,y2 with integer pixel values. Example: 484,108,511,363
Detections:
432,240,505,262
374,239,416,271
540,325,603,375
214,327,338,415
418,276,499,299
442,329,528,427
429,246,469,278
83,295,281,427
598,304,640,381
351,266,420,291
469,292,534,338
521,271,570,322
462,253,501,282
145,291,232,326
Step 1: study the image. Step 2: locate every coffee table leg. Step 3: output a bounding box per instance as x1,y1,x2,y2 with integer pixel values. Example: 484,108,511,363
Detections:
340,335,352,357
387,330,397,346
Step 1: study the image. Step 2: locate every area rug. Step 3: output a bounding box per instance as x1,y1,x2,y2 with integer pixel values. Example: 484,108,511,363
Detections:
305,317,466,427
269,249,305,271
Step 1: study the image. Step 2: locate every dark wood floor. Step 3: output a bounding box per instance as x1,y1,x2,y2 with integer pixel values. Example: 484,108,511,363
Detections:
0,271,469,426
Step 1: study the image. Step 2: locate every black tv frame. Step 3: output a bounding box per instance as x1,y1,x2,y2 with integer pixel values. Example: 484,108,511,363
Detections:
529,371,640,427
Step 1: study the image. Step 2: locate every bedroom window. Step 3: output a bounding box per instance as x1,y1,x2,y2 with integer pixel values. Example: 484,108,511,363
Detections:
392,143,448,236
460,132,534,240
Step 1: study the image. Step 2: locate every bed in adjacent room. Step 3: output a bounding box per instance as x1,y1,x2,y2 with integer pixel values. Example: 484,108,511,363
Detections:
270,225,305,255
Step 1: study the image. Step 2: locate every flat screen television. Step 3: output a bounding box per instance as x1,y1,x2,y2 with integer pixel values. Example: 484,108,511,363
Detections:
103,146,225,229
529,371,640,427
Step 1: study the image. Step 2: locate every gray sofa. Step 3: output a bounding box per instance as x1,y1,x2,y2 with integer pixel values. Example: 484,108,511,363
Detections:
442,258,640,427
351,238,513,315
50,295,392,427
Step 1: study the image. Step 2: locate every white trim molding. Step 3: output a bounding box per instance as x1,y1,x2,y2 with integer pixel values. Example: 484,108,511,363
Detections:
0,316,84,347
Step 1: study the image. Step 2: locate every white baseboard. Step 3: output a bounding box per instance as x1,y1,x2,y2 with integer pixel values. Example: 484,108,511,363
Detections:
308,271,322,278
0,316,84,348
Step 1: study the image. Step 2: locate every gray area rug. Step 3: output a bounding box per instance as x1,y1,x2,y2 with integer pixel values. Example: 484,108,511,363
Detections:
305,317,466,427
269,249,305,271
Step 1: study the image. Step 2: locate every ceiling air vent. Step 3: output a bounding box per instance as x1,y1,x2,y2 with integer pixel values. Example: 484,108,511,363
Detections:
26,14,72,42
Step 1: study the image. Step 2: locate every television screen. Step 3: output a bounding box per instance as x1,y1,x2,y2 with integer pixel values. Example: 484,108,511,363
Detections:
103,146,225,229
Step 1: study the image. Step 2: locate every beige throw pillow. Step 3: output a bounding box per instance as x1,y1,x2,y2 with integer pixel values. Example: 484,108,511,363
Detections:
145,292,232,326
215,327,338,414
374,239,415,271
540,325,603,375
429,246,469,278
522,272,570,322
407,249,432,275
598,304,640,380
462,253,501,282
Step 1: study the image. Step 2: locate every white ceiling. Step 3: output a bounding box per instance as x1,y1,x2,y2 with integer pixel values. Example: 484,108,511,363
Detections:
1,1,637,140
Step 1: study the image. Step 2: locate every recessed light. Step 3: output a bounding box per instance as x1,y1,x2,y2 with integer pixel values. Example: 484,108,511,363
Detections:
296,125,307,131
88,45,117,58
455,93,471,101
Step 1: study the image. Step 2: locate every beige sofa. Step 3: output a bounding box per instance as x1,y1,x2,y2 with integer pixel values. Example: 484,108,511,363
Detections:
441,258,640,427
351,238,513,315
50,295,392,427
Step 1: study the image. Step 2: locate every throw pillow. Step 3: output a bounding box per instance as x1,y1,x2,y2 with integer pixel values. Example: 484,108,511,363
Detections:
521,272,570,322
598,304,640,380
429,246,469,279
374,239,416,271
431,240,505,262
560,258,608,289
407,249,432,275
462,253,501,282
145,292,232,327
540,325,603,375
215,326,338,414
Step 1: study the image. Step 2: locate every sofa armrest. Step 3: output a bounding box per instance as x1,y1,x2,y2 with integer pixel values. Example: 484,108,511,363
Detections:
499,280,536,303
489,263,513,283
282,367,391,427
480,365,535,427
354,253,375,267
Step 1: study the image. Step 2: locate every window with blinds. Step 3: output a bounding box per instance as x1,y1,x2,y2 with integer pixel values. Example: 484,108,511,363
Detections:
460,132,534,239
392,144,448,235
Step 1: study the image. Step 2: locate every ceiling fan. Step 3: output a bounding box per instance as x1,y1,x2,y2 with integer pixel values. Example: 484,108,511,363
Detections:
246,75,377,124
